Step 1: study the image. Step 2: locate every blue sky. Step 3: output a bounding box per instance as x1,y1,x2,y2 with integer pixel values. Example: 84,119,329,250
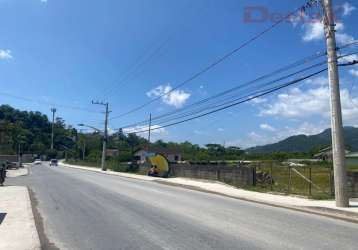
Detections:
1,0,358,148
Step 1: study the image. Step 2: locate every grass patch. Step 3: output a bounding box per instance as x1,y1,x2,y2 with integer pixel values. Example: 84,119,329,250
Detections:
254,164,334,199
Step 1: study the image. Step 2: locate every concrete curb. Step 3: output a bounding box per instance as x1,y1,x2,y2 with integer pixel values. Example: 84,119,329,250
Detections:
0,186,41,250
60,162,358,224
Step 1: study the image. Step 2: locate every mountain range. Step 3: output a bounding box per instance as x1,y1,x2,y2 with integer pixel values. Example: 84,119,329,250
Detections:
246,126,358,153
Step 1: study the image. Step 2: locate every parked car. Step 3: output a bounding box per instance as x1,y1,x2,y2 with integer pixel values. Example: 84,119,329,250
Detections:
50,159,58,166
34,159,42,165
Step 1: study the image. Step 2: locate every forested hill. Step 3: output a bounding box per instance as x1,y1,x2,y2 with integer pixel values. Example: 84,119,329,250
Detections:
0,104,76,155
247,127,358,153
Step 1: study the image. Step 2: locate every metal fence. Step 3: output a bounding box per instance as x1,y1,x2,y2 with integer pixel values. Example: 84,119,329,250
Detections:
253,162,334,199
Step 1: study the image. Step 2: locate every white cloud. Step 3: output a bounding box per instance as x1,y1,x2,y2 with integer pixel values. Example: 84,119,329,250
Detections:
193,129,206,135
0,49,12,60
250,97,267,104
340,54,358,77
146,84,190,108
304,76,328,86
260,123,276,132
342,2,356,16
41,0,48,3
217,128,225,132
339,54,358,64
302,20,354,45
336,32,355,44
260,87,330,118
350,69,358,77
302,21,324,42
260,77,358,125
123,124,168,141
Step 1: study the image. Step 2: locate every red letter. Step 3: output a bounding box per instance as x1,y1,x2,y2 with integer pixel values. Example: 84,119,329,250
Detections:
244,6,268,23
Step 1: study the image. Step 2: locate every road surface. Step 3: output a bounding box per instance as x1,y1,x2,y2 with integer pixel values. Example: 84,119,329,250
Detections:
8,163,358,250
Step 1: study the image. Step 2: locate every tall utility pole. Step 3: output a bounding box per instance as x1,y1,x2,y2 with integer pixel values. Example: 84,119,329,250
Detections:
322,0,349,207
82,140,86,161
147,113,152,151
79,129,86,161
50,108,57,150
92,101,110,171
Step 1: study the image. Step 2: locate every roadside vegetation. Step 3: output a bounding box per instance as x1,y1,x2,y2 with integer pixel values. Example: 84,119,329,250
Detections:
2,104,358,199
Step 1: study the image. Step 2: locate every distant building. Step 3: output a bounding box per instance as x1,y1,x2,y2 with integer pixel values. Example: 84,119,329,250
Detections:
0,155,18,163
314,146,351,161
106,149,119,157
134,147,182,163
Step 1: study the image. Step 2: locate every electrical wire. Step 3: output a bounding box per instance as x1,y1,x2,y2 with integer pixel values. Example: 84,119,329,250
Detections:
109,0,322,120
0,91,99,113
121,49,328,128
123,68,328,134
121,55,358,134
123,60,328,128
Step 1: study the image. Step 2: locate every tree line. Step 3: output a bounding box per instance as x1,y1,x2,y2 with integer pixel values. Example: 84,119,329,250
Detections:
1,104,318,162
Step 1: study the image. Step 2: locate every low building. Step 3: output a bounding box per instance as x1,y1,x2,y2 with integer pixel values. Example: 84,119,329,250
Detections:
106,149,119,157
0,155,18,163
314,146,351,161
134,147,182,163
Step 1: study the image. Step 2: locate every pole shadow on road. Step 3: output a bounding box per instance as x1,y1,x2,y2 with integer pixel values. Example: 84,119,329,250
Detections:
0,213,6,224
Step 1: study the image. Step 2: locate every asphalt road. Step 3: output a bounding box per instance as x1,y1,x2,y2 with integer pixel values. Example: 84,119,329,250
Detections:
8,163,358,250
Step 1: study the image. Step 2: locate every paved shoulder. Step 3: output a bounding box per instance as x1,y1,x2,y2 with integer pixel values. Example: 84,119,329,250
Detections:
0,186,41,250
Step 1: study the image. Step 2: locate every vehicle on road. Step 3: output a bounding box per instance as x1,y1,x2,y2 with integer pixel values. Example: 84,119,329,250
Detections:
50,159,58,166
34,159,42,165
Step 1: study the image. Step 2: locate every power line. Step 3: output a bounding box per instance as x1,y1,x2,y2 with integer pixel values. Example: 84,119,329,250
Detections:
121,49,328,127
121,58,358,134
109,0,322,120
151,53,358,126
124,61,326,128
97,37,171,101
0,91,99,113
118,50,358,129
94,2,202,102
123,68,328,135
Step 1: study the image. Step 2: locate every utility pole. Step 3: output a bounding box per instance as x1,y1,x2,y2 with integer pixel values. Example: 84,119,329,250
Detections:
322,0,349,207
82,140,86,161
147,113,152,151
92,101,110,171
18,142,21,167
79,129,86,161
50,108,56,150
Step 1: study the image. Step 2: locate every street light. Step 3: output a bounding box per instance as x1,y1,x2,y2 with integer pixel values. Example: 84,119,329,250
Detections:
78,123,107,171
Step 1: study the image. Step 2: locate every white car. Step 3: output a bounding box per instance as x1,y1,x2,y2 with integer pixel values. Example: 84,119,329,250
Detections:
34,159,42,165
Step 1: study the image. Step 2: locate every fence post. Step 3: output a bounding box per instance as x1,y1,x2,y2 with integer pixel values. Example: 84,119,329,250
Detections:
270,162,273,191
253,165,257,186
308,167,312,197
329,167,334,197
288,166,292,194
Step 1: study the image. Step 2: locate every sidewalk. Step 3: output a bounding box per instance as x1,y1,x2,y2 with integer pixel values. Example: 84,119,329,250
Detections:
60,162,358,222
6,167,28,178
0,186,41,250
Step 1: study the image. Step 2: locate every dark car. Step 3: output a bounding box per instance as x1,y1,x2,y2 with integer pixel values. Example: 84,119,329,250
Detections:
50,159,58,166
